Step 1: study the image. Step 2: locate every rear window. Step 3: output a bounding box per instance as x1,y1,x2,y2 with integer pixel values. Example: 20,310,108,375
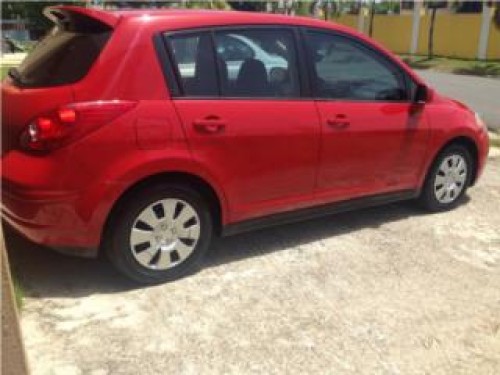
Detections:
14,11,111,88
164,28,301,98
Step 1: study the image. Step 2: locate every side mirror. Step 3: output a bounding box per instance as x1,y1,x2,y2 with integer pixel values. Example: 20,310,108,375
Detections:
413,84,428,104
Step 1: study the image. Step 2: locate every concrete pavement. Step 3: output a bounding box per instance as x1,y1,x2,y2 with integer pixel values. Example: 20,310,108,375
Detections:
417,70,500,131
6,155,500,375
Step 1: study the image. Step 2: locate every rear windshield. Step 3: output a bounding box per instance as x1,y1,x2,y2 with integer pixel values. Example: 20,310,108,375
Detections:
14,12,111,88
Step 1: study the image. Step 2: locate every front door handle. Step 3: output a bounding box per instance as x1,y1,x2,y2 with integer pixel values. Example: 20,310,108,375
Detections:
327,114,350,130
193,117,226,134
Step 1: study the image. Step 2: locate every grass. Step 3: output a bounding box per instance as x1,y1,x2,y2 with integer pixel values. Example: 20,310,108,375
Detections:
12,277,25,310
399,55,500,78
1,66,10,79
490,136,500,149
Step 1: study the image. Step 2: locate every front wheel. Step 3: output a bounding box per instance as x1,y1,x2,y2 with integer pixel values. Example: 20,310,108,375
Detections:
418,145,472,212
105,183,213,284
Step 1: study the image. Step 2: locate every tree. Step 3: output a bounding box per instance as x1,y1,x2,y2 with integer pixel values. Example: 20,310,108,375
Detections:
428,6,437,58
368,0,375,37
321,0,335,20
426,1,446,59
2,1,86,33
227,1,267,12
455,0,482,13
310,0,322,18
283,0,296,16
3,1,54,31
494,3,500,31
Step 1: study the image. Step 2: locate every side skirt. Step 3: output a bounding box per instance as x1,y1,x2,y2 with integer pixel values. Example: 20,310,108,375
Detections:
221,189,419,237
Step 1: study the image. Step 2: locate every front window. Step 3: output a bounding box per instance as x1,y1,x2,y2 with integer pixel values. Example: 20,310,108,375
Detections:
306,31,408,101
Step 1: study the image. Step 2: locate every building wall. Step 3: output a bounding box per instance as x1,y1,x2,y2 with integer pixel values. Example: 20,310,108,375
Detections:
339,11,499,60
416,14,482,58
487,22,500,60
372,15,413,54
333,14,358,30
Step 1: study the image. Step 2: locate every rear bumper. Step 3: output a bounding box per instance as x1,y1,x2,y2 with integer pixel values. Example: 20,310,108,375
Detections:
1,182,98,257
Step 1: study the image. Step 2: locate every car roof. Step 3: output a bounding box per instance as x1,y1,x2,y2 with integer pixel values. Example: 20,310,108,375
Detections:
110,8,319,24
48,5,354,34
46,6,425,87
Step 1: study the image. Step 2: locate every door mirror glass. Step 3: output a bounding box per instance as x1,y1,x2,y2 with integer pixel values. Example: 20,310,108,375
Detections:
414,84,428,104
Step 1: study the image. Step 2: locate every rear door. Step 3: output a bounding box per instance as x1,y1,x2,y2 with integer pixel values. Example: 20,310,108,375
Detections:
304,29,429,201
163,28,321,222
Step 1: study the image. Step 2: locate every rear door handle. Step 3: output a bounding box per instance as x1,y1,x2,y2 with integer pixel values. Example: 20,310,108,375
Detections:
327,115,350,130
193,117,226,134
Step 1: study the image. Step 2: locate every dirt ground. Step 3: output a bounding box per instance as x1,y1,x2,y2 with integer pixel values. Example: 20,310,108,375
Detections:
5,155,500,375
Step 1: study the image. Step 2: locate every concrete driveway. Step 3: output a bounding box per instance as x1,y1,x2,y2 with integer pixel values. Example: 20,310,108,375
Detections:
6,154,500,375
416,70,500,131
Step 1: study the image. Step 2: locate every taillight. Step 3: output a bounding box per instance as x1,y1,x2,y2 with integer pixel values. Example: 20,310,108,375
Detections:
20,100,137,152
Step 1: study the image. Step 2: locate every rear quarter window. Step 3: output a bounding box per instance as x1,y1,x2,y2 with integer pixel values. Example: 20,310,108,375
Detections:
14,11,112,88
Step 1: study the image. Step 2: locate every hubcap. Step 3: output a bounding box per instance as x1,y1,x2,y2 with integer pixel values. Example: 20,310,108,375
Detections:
434,154,467,204
130,199,200,270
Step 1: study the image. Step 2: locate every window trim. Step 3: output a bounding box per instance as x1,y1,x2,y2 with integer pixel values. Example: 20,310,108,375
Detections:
158,25,305,101
153,33,180,97
300,27,414,103
167,30,220,97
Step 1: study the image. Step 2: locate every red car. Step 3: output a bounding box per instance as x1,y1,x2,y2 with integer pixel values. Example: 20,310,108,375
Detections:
1,6,489,283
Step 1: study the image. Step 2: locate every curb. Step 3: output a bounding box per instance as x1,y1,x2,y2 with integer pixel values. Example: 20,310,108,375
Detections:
1,227,29,375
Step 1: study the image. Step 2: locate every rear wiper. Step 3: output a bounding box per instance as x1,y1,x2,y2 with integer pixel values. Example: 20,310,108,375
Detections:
7,67,24,85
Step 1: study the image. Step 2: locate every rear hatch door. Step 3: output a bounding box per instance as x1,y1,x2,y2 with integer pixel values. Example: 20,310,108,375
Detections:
1,6,116,153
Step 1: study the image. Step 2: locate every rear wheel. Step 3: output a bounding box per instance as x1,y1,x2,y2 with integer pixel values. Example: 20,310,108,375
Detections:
105,183,213,284
419,145,472,212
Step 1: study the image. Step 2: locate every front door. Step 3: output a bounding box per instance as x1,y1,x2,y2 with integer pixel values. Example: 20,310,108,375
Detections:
304,30,430,202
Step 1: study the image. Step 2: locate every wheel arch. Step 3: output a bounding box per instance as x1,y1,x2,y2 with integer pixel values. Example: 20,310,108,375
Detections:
430,136,479,186
101,171,226,252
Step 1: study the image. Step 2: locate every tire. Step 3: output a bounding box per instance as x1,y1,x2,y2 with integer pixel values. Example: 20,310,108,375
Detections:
104,183,213,284
418,144,473,212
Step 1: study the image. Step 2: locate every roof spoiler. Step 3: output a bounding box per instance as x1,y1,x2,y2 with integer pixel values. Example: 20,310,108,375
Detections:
44,6,119,30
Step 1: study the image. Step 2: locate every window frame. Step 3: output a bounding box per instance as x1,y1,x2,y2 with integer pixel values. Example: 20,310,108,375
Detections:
167,30,220,97
156,25,308,101
300,27,415,103
153,32,181,97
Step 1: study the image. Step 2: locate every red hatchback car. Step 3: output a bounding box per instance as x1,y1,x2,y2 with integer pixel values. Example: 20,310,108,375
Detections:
2,6,489,283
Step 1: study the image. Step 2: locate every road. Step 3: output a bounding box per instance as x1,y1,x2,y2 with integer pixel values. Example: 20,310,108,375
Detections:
416,70,500,131
6,154,500,375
